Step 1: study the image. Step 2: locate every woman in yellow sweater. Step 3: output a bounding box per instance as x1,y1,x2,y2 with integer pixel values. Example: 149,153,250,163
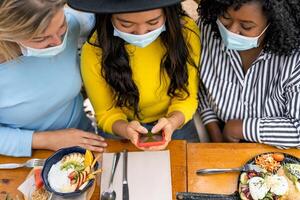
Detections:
68,0,200,150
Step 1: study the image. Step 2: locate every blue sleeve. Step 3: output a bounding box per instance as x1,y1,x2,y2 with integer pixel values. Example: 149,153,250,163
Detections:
0,125,34,157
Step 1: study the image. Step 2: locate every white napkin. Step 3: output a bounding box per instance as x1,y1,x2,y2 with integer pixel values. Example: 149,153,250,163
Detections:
18,175,87,200
101,150,172,200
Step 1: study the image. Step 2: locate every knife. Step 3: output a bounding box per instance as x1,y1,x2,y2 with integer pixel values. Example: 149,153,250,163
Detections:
123,149,129,200
196,164,264,175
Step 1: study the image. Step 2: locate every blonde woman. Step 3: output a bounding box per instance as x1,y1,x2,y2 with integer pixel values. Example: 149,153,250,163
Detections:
0,0,107,156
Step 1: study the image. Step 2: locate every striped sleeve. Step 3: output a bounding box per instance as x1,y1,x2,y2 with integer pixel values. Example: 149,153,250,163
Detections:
243,63,300,148
198,81,219,125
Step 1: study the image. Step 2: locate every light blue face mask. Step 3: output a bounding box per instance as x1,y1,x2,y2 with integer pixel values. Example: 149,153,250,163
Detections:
216,19,268,51
20,30,68,58
113,23,166,48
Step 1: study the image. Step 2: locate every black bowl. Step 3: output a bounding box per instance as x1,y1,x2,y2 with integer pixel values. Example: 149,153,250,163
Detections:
42,146,98,198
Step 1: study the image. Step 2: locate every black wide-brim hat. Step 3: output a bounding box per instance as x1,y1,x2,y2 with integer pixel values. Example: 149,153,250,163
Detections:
67,0,182,14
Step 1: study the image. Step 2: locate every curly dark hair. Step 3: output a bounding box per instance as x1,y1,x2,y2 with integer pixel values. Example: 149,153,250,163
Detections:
89,4,198,118
198,0,300,55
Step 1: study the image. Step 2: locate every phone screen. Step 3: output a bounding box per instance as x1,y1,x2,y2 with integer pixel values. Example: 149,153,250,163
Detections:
139,131,163,143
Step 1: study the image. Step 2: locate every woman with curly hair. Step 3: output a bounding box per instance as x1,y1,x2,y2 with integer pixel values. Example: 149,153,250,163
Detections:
197,0,300,148
67,0,200,150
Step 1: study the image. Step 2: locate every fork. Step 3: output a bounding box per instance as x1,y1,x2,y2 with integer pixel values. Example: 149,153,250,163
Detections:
0,158,45,169
86,111,99,134
196,164,264,175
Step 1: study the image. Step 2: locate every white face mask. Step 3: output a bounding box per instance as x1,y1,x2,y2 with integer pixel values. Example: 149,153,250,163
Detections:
216,19,268,51
20,30,68,58
113,23,166,48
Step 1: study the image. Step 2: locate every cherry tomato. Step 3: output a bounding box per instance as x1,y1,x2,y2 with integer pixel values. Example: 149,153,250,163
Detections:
272,153,284,161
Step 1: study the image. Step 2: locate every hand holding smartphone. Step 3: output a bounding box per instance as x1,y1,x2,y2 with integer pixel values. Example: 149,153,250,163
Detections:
137,130,166,147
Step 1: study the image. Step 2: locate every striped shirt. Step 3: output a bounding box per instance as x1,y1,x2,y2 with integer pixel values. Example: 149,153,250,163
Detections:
198,21,300,148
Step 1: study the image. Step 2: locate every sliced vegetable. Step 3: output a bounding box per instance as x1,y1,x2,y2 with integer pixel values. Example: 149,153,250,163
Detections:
239,191,248,200
240,172,249,185
247,170,260,179
34,167,43,189
262,192,273,200
284,163,300,192
284,163,300,182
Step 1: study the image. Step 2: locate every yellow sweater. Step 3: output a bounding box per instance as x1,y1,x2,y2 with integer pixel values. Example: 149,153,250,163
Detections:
81,17,200,133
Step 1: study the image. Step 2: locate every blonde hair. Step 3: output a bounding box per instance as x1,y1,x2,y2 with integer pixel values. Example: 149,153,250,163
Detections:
0,0,66,61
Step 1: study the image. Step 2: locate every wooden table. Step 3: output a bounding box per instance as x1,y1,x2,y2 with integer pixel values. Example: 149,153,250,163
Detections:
0,140,187,200
103,140,187,200
187,143,300,194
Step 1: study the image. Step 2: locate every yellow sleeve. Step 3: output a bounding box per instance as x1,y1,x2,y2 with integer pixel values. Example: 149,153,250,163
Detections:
81,38,127,134
167,17,201,124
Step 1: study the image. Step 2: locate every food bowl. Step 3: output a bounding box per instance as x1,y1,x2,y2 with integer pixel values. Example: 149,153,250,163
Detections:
41,146,98,198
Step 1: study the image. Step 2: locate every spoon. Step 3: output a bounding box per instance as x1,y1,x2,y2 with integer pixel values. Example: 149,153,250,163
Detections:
101,152,121,200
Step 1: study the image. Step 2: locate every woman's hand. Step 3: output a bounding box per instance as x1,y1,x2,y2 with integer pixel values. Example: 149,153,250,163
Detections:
147,117,176,150
124,120,148,149
112,111,184,151
112,120,148,150
32,128,107,152
205,121,224,142
148,111,185,151
223,119,244,142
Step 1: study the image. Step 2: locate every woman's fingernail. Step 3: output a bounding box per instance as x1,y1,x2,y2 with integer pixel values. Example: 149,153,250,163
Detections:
142,127,148,133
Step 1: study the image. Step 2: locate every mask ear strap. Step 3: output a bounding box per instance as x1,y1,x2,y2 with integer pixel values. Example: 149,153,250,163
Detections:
258,24,269,37
256,24,269,48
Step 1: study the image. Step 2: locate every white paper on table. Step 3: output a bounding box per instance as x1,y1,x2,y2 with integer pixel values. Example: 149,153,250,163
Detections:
18,175,87,200
18,175,35,199
101,150,172,200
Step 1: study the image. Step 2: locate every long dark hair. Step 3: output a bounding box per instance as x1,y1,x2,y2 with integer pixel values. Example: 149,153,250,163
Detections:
89,4,197,118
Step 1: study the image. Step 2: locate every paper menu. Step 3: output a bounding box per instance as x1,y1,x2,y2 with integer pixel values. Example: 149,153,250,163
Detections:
100,150,172,200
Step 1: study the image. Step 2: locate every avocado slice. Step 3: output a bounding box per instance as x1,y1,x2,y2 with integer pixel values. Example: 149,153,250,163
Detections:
284,163,300,191
284,164,300,180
